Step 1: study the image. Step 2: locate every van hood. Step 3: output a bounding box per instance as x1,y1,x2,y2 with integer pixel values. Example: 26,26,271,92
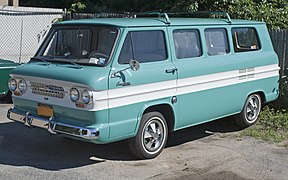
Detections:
10,62,109,90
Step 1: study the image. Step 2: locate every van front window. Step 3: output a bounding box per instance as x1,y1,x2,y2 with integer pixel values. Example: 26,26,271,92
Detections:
40,27,118,66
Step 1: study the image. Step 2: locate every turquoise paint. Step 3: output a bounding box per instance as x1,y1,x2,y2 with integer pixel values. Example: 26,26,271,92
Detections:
136,99,177,131
108,97,175,141
175,76,279,130
168,25,237,129
13,97,108,125
12,62,109,90
108,102,141,139
234,25,278,69
108,27,177,139
109,26,177,87
165,23,278,130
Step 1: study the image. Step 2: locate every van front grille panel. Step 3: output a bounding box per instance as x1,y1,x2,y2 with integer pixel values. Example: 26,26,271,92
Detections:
30,82,65,98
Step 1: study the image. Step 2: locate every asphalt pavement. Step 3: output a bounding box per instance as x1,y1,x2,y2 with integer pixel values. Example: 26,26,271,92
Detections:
0,102,288,180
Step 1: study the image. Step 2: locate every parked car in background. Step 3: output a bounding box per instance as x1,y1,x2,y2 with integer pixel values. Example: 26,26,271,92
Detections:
0,59,18,99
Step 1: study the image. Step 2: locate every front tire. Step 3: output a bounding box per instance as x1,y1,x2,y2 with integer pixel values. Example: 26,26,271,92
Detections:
128,112,168,159
235,94,262,127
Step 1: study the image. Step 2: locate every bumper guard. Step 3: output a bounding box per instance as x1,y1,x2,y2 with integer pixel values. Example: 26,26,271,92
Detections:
7,108,99,140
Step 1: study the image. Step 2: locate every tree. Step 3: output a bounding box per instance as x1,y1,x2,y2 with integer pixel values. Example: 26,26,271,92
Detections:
89,0,288,29
20,0,287,29
187,0,288,29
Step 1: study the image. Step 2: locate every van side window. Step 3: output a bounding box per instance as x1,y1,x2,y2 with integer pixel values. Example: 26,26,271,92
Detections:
232,28,261,52
118,31,167,64
204,28,230,56
173,29,202,59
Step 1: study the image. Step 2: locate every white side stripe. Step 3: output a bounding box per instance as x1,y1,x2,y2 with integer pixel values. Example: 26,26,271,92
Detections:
176,64,279,96
105,64,279,110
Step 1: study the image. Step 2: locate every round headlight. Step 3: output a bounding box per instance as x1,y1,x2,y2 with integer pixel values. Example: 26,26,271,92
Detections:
70,88,79,102
18,79,27,93
8,78,17,91
82,90,92,104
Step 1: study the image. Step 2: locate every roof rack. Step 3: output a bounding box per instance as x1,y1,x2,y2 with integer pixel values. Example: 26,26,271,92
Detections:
70,11,232,24
124,12,171,24
128,11,232,24
174,11,232,24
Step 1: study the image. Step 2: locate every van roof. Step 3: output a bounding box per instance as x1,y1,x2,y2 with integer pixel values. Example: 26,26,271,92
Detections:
56,18,265,27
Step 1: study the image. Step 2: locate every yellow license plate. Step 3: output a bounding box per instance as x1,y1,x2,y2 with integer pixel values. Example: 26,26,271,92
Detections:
37,104,54,117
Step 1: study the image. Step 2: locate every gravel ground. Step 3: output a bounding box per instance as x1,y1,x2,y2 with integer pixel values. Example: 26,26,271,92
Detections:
0,102,287,180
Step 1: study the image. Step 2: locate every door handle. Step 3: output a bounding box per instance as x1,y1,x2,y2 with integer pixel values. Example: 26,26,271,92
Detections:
165,68,177,74
116,82,131,87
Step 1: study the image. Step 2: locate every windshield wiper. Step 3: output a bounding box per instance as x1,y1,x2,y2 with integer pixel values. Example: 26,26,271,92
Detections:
66,60,83,69
61,53,83,69
32,56,83,69
30,57,50,65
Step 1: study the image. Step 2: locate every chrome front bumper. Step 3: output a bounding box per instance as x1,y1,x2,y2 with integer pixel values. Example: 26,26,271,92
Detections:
7,108,99,140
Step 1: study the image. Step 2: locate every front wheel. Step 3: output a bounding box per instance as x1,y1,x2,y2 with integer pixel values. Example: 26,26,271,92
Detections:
235,94,262,127
128,112,168,159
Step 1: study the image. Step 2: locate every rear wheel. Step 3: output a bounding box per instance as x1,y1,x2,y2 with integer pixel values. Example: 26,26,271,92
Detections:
128,112,168,159
235,94,262,127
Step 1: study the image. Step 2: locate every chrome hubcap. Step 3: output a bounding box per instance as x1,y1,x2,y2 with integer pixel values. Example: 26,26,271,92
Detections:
142,118,164,152
246,96,260,121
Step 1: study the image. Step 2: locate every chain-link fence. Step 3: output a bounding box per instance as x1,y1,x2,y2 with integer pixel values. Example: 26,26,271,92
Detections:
0,7,63,63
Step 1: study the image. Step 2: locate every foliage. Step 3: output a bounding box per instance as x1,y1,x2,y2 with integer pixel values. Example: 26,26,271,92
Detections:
241,106,288,144
269,81,288,109
67,2,86,13
187,0,288,29
242,66,288,144
20,0,288,29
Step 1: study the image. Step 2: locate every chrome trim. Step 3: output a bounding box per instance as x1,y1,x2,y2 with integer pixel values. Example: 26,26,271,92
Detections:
7,108,99,140
48,117,56,134
24,111,32,127
30,82,65,98
0,66,17,69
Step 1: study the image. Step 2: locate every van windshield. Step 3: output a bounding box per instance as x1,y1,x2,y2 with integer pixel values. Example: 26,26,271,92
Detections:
38,26,118,66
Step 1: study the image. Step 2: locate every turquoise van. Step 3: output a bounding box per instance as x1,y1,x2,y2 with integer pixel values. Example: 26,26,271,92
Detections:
7,13,279,159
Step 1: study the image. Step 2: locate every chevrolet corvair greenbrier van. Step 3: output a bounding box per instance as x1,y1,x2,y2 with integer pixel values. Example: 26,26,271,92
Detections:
7,13,279,159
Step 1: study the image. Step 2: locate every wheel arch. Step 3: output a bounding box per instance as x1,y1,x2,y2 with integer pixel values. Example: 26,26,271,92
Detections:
247,90,266,104
235,91,264,127
136,101,175,133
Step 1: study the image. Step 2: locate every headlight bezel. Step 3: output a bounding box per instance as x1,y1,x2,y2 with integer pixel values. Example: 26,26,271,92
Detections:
70,87,93,107
81,89,93,104
18,79,27,93
8,78,17,92
70,88,80,102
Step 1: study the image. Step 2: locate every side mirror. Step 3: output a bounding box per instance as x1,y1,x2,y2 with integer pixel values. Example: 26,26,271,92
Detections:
129,60,140,71
111,60,140,78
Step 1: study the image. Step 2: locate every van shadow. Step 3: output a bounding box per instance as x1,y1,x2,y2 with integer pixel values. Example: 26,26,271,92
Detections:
166,116,244,147
0,116,244,171
0,95,12,104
